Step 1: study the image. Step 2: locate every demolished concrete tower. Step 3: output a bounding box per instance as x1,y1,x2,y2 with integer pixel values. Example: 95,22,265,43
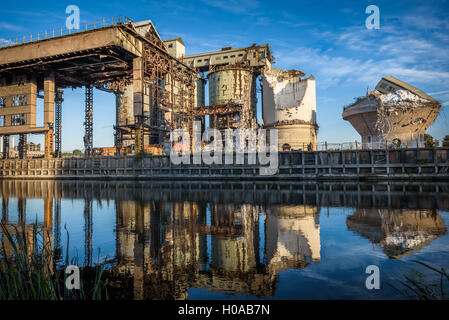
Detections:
262,68,318,150
342,76,441,148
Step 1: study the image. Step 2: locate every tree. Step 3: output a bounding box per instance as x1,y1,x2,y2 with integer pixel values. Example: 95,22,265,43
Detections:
424,134,435,148
443,135,449,148
73,149,83,157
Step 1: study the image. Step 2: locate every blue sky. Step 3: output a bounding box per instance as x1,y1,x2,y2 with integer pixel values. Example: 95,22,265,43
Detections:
1,0,448,151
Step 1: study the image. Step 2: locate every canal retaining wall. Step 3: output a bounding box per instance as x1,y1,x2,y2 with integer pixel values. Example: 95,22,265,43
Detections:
0,148,448,181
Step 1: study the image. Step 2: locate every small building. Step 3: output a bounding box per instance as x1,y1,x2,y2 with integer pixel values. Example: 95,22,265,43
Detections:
27,142,41,151
163,38,185,59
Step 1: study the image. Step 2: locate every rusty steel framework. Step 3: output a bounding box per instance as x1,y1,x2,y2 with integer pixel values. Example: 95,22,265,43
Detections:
192,103,244,130
115,24,196,152
0,17,195,157
1,18,270,157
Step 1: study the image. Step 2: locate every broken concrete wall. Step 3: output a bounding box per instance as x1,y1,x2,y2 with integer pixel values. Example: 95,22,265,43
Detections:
262,67,318,150
262,68,316,126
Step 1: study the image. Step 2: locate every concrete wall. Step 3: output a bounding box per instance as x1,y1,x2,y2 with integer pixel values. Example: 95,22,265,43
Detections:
1,148,448,180
266,123,317,151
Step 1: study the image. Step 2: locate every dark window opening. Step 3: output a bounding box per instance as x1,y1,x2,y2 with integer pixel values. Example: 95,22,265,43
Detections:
11,94,27,107
11,113,26,126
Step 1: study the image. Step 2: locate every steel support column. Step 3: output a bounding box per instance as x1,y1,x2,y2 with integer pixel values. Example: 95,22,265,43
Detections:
84,85,93,157
18,133,27,159
114,92,123,154
135,124,144,154
2,135,9,159
54,89,63,157
133,57,144,154
44,128,54,158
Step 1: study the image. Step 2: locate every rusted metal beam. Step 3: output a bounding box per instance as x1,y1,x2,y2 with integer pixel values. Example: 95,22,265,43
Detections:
192,104,243,116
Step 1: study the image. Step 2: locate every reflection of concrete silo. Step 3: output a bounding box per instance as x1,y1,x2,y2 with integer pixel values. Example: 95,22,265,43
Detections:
207,66,257,130
265,205,321,274
346,208,447,259
211,236,255,272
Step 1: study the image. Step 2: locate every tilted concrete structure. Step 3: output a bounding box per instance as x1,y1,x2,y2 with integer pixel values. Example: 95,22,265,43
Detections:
346,208,447,259
342,77,441,149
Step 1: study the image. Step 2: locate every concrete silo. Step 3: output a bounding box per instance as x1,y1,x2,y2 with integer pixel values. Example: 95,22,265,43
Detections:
207,65,258,130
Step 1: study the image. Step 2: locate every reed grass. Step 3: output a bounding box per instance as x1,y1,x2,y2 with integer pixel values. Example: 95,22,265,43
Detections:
0,222,108,300
387,260,449,300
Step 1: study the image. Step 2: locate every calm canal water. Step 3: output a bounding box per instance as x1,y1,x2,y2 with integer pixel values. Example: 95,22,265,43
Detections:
1,180,448,299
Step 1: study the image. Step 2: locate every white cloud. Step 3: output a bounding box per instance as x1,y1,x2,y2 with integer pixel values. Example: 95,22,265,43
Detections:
273,10,449,92
198,0,260,15
276,44,449,90
0,22,22,32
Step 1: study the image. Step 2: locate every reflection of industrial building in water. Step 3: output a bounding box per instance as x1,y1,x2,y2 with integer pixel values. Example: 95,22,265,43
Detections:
1,180,449,299
114,200,321,299
343,77,441,149
0,17,318,159
346,209,447,259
